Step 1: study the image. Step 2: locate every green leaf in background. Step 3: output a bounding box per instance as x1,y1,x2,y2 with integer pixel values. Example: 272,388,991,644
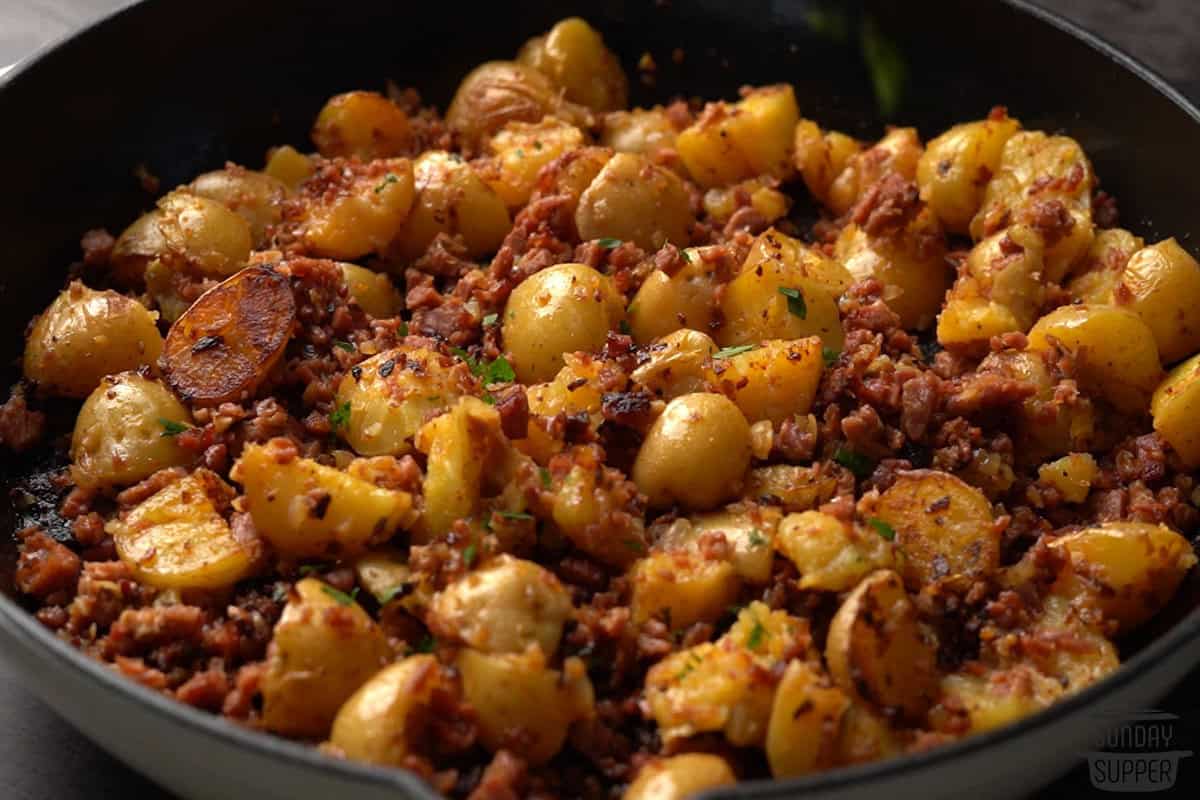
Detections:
861,15,907,119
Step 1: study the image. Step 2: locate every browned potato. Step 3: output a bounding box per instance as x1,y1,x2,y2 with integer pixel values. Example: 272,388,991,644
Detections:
1152,352,1200,465
601,107,679,157
631,329,718,399
261,577,390,737
629,550,741,631
793,119,861,208
338,262,402,318
825,569,939,720
744,464,839,512
518,17,627,112
264,144,315,189
825,127,923,217
623,754,737,800
775,510,894,592
765,660,849,777
481,116,585,208
916,113,1021,234
1065,228,1145,304
575,152,694,250
311,90,412,160
656,507,781,584
394,151,511,260
299,158,415,260
188,167,288,246
676,85,800,187
160,265,296,405
447,61,580,150
24,282,163,398
873,470,999,589
627,246,729,344
1109,239,1200,363
709,337,824,425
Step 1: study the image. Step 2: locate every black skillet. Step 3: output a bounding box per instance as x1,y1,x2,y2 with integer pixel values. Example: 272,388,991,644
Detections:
1,1,1199,798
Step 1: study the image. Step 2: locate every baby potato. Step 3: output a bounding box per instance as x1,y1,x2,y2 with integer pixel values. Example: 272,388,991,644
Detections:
631,329,718,399
632,393,751,511
532,145,613,211
825,569,939,720
427,555,573,655
834,209,950,330
232,440,413,560
628,246,729,344
329,655,448,767
937,225,1046,351
300,158,415,260
971,131,1095,282
549,453,650,568
395,151,511,260
744,464,839,512
112,190,253,284
518,17,627,112
264,144,315,189
676,85,800,187
720,228,852,350
657,507,780,583
601,107,679,156
1152,352,1200,465
1037,453,1098,503
188,166,288,246
520,353,607,462
24,282,163,398
1048,522,1197,633
311,90,412,160
938,667,1063,736
338,262,401,318
335,347,471,456
502,263,624,383
793,119,861,208
1111,239,1200,363
916,113,1021,234
457,648,594,765
1026,304,1163,414
710,337,824,425
703,177,792,227
160,265,296,406
482,117,585,208
623,754,736,800
261,577,390,738
826,127,923,217
575,152,694,251
106,469,253,590
766,660,849,778
1065,227,1145,304
775,510,894,592
446,61,566,150
874,470,998,589
71,373,192,490
629,550,741,630
414,397,505,540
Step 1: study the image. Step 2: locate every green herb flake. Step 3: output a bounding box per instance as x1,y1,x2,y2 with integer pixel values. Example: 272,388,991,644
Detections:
482,355,516,385
623,537,646,553
482,312,499,327
833,446,873,479
482,392,497,405
159,418,190,438
861,15,908,119
747,529,768,548
680,250,693,264
538,468,553,490
779,286,807,319
329,401,351,432
449,346,475,367
321,585,359,606
399,321,410,337
746,618,767,650
674,650,705,681
822,347,841,367
297,563,326,577
867,517,896,541
618,319,632,335
713,344,756,360
596,237,623,250
379,584,410,605
333,339,355,352
462,543,478,567
373,172,399,193
496,510,534,521
414,635,437,654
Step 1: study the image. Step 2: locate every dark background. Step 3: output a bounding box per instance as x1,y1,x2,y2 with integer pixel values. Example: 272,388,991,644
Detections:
2,0,1199,797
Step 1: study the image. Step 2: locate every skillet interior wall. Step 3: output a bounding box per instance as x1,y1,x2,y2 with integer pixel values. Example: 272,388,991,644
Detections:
0,0,1198,581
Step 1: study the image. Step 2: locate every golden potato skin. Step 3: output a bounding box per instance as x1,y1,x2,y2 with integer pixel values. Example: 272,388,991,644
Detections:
916,114,1021,234
502,263,624,383
1111,239,1200,363
632,392,751,511
188,167,288,246
518,17,627,112
481,116,585,208
710,337,824,425
329,655,447,767
628,246,728,344
826,127,922,217
300,158,415,260
457,648,594,765
601,107,678,157
575,152,694,250
874,470,999,589
766,660,849,778
106,469,253,590
394,151,511,260
623,754,737,800
232,440,413,560
338,262,402,318
1152,352,1200,465
112,190,253,284
629,550,741,630
446,61,567,150
793,119,861,208
676,85,800,187
261,577,390,738
720,228,852,350
775,510,894,592
311,90,412,160
264,144,315,189
1026,304,1163,414
631,329,718,399
427,555,573,655
24,282,163,398
71,373,192,490
658,507,780,584
1066,227,1144,304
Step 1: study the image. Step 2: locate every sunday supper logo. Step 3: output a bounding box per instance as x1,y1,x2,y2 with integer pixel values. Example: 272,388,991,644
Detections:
1086,710,1192,792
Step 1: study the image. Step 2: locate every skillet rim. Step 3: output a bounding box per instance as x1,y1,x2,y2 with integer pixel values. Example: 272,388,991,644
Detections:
2,0,1200,796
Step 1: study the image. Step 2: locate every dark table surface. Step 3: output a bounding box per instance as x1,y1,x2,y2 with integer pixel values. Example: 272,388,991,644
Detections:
3,1,1200,798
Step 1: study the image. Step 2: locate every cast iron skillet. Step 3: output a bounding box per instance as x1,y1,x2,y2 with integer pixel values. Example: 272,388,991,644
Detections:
2,1,1200,798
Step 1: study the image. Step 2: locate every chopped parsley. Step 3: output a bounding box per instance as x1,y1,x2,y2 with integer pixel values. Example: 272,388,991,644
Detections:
321,585,359,606
833,446,873,479
379,584,410,604
779,286,807,319
297,563,328,577
747,529,768,548
333,339,355,352
373,172,400,193
680,249,693,264
329,401,351,432
539,467,552,489
746,618,767,650
674,650,705,681
596,237,623,250
713,344,756,360
481,392,496,405
867,517,896,541
482,312,498,327
496,510,534,521
462,543,478,567
618,319,632,335
158,418,190,437
414,635,437,653
398,320,409,337
452,347,516,385
822,347,841,367
624,537,647,553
